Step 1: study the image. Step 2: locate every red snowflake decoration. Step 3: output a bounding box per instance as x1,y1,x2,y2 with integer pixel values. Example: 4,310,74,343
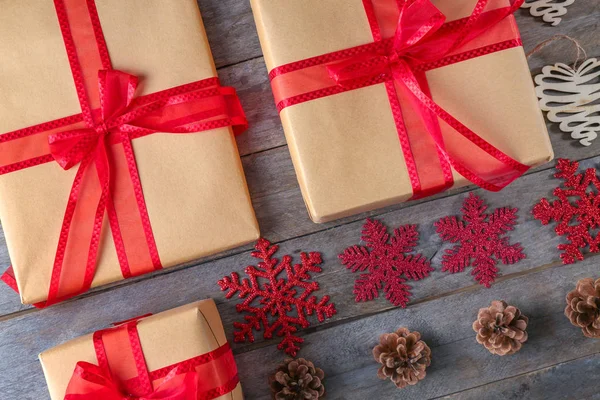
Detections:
338,219,432,307
533,158,600,264
218,238,336,356
435,193,526,287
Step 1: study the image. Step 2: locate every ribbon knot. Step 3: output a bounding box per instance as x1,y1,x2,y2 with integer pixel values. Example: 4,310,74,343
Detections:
327,0,446,87
386,50,402,67
95,122,110,137
48,70,140,171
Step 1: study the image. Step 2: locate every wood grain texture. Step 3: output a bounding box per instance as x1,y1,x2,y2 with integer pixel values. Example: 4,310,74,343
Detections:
1,0,600,399
440,353,600,400
234,259,600,400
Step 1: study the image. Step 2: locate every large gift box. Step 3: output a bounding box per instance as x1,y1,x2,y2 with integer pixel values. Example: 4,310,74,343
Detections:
250,0,554,223
40,299,242,400
0,0,259,305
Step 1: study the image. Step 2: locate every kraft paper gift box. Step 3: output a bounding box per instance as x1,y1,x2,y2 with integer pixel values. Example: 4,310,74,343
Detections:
0,0,259,305
40,299,243,400
250,0,554,223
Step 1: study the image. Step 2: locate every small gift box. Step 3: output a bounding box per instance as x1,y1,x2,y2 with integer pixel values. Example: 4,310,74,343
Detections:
250,0,554,223
40,299,242,400
0,0,259,305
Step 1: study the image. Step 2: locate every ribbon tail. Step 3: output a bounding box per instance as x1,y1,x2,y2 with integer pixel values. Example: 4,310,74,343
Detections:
118,130,163,272
46,141,111,305
394,62,529,191
1,267,18,293
46,155,93,305
84,140,112,289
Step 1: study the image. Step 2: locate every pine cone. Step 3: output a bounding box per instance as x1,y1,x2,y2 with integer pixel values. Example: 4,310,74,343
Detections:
473,300,528,356
373,327,431,389
565,277,600,338
269,358,325,400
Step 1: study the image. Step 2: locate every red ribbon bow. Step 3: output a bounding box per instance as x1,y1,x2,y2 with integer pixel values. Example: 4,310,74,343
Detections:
327,0,446,84
41,69,247,305
0,0,251,307
325,0,528,194
64,362,198,400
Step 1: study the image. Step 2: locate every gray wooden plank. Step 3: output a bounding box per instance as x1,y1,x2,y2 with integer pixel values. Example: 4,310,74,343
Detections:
198,0,261,69
519,2,600,71
439,353,600,400
1,238,598,399
219,57,285,158
235,258,600,399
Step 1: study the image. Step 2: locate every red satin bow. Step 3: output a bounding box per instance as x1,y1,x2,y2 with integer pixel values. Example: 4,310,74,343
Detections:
326,0,528,192
64,362,197,400
42,69,247,305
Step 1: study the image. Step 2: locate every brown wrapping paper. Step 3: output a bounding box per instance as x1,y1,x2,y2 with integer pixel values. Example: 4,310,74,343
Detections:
39,299,243,400
250,0,554,223
0,0,260,304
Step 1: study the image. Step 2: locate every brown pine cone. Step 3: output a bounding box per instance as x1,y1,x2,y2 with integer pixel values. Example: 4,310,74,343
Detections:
373,327,431,389
565,277,600,338
473,300,528,356
269,358,325,400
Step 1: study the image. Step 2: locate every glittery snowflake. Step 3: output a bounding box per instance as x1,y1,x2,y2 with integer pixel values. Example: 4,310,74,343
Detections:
218,238,336,356
338,219,432,307
533,158,600,264
435,193,526,287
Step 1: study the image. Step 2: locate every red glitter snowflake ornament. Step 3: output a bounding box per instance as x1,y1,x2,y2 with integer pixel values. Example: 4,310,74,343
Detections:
435,193,525,287
339,219,433,307
533,158,600,264
218,238,336,356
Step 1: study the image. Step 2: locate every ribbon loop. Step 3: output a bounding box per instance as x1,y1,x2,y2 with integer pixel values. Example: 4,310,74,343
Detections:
395,0,446,53
99,70,139,123
48,129,103,170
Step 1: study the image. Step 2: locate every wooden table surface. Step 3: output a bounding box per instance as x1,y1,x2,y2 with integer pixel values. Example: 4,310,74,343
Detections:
1,2,600,399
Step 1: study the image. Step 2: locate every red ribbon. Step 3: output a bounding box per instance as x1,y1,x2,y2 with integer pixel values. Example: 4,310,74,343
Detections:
62,318,239,400
270,0,529,198
65,362,198,400
43,68,246,306
0,0,248,306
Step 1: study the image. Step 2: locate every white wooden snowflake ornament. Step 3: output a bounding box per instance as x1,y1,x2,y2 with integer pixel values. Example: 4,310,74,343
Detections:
534,58,600,146
521,0,575,26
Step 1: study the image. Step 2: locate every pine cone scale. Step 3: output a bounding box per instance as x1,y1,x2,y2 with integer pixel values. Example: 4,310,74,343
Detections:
565,278,600,338
373,327,431,389
473,300,528,356
270,358,325,400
